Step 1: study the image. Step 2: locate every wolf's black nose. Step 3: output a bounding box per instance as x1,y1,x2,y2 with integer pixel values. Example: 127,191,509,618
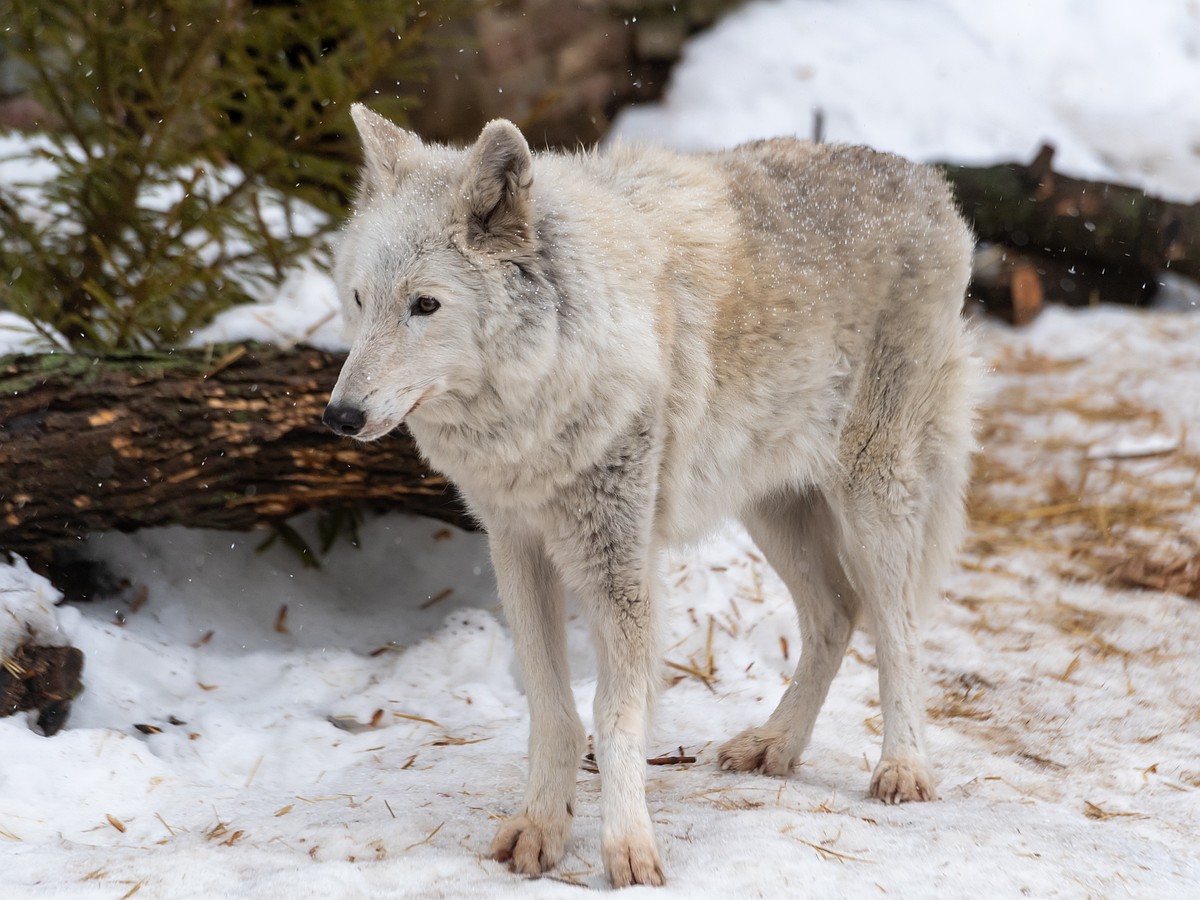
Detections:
323,403,366,436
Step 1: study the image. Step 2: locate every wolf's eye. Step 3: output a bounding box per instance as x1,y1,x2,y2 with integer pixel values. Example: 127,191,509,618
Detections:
412,295,441,316
353,290,362,309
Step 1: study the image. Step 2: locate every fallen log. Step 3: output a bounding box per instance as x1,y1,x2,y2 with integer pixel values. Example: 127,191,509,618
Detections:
944,144,1199,320
968,244,1163,325
969,245,1046,326
0,345,474,557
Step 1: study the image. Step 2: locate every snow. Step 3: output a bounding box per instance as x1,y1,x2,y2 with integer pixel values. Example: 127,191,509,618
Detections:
0,131,329,356
3,1,1200,897
613,0,1200,200
0,310,69,355
188,264,344,352
0,558,67,660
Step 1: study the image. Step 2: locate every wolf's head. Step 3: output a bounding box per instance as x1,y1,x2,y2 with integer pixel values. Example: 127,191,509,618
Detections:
324,105,549,441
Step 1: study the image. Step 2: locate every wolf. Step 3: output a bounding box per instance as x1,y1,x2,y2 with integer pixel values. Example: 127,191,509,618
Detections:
323,104,977,887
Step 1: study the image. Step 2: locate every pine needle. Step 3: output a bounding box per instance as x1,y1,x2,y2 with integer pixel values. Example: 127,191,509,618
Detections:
790,835,873,864
403,821,444,852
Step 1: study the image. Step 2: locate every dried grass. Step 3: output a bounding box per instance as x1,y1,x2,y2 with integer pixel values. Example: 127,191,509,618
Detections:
430,735,490,747
1105,552,1200,600
967,371,1200,603
1083,800,1145,821
991,349,1089,376
927,671,994,722
685,787,766,811
403,821,444,852
664,617,720,692
788,834,873,864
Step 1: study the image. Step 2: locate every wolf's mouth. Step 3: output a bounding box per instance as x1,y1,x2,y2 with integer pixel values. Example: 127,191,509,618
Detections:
350,386,439,441
405,383,440,416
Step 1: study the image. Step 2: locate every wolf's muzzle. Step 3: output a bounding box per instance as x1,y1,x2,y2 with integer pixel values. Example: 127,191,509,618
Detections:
322,403,366,437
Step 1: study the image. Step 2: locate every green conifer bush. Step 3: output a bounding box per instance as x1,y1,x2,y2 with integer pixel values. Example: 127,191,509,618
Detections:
0,0,456,351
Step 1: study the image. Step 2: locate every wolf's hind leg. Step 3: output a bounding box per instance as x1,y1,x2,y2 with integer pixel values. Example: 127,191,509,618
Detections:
487,527,584,875
719,490,860,776
836,329,973,804
837,501,937,804
834,452,940,804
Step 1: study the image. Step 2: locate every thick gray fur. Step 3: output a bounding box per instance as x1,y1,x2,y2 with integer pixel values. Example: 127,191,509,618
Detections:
326,105,979,887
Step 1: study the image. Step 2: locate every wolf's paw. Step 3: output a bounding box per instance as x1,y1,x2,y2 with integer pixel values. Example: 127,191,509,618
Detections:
603,830,665,888
717,727,797,776
489,813,569,876
869,758,937,804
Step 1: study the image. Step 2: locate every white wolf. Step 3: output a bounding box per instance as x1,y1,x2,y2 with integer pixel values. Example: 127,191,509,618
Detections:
325,105,977,887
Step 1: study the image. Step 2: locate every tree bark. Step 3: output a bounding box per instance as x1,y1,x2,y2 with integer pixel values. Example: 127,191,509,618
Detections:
967,244,1166,325
944,144,1200,313
0,345,474,556
969,245,1046,326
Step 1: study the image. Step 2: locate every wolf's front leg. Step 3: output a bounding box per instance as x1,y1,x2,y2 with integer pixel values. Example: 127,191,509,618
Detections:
487,526,585,876
584,575,664,887
548,419,665,887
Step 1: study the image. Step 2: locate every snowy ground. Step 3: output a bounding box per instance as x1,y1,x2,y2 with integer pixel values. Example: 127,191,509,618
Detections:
4,0,1200,897
614,0,1200,199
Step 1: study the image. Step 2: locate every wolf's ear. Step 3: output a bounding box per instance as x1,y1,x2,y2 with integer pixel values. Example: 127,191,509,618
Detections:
459,119,534,252
351,103,421,196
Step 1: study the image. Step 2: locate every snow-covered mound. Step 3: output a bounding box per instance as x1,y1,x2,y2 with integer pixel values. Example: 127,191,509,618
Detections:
3,1,1199,896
